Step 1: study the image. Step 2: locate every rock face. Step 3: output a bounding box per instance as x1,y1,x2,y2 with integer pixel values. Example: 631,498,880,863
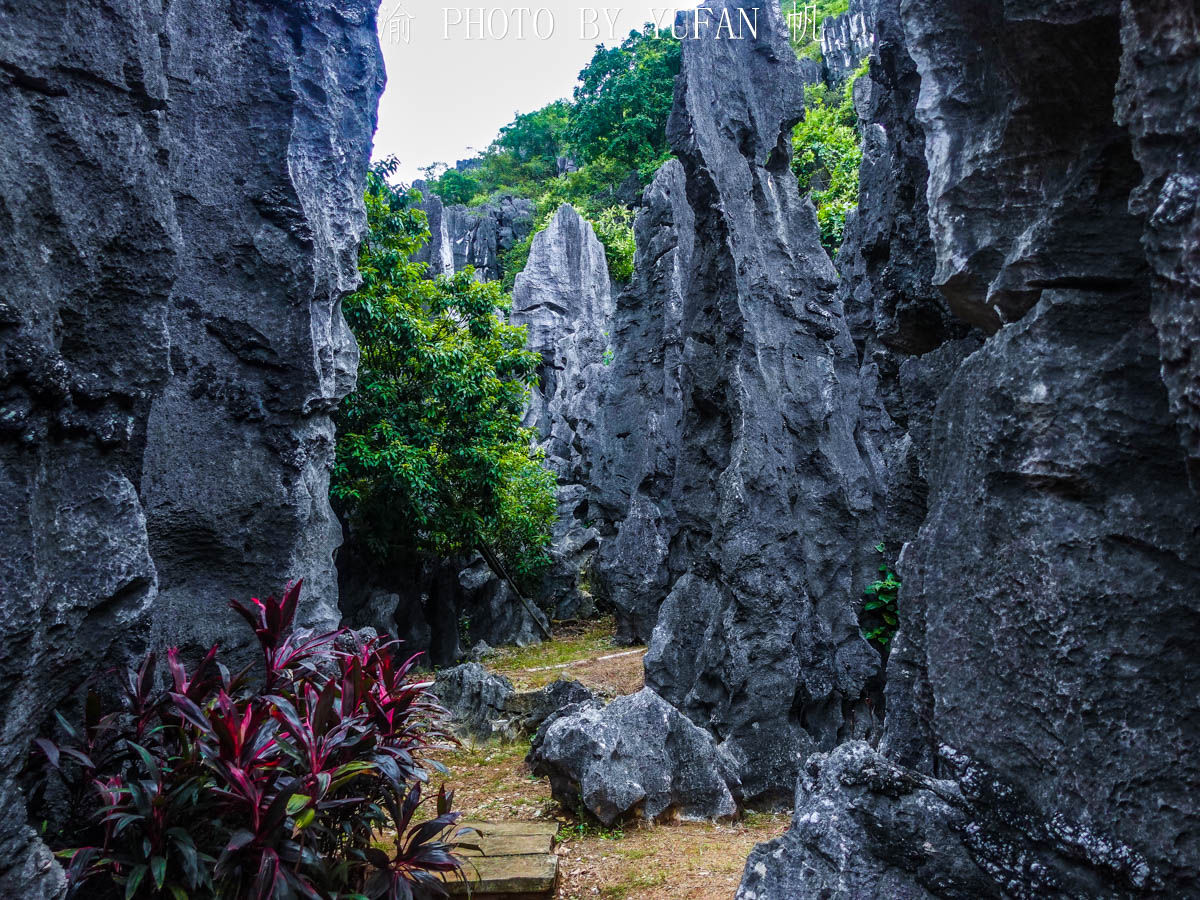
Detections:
820,0,876,85
0,3,383,895
740,0,1200,895
1116,1,1200,482
510,206,614,620
528,688,739,826
737,742,1155,900
635,0,886,804
590,160,692,643
414,189,533,282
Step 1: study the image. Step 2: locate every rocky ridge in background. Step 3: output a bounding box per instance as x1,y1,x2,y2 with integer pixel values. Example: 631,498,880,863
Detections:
0,2,384,895
820,0,876,85
413,186,533,283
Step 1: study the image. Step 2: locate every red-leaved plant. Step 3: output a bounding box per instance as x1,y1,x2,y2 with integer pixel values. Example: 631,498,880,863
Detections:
26,581,469,899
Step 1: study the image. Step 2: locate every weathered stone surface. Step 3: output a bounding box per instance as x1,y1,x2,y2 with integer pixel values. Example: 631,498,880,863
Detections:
741,0,1200,895
505,677,598,739
640,0,886,804
528,688,739,825
820,0,875,86
415,188,533,283
433,663,516,740
904,0,1146,332
590,160,692,643
737,742,1156,900
0,2,383,894
510,206,613,620
1116,0,1200,479
432,664,597,741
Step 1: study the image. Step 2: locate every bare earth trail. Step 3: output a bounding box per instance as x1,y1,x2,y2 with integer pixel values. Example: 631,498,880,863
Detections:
430,620,790,899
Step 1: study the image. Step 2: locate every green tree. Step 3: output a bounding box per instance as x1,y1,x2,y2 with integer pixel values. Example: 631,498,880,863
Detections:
333,160,556,590
495,100,570,171
430,167,480,205
567,28,680,174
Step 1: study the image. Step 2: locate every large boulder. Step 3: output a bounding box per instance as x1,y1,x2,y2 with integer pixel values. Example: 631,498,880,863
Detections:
639,0,887,804
0,2,383,894
432,664,598,741
432,664,516,740
528,688,739,826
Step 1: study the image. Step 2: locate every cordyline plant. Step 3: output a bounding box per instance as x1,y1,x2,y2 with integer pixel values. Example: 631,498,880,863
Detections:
26,581,470,899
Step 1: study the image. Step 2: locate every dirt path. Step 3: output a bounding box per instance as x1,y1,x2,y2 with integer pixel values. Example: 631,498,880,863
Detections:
429,620,790,899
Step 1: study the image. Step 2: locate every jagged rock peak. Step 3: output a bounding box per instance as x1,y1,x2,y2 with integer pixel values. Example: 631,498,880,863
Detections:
510,204,613,619
640,0,887,803
590,159,692,644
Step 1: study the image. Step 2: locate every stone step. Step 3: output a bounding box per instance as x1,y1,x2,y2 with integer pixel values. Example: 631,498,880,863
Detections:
444,821,559,899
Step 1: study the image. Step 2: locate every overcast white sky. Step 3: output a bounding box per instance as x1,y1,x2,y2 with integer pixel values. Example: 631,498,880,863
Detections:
373,1,705,182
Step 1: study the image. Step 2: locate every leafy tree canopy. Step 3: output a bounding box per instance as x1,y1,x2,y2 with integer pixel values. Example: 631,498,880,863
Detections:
333,160,556,588
566,28,680,174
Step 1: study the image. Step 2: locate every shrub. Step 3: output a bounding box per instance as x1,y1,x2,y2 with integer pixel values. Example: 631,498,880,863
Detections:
28,582,468,899
861,543,900,647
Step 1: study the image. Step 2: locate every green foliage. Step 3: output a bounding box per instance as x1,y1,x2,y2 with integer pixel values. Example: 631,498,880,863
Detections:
792,59,866,257
566,28,681,172
430,167,480,205
497,100,571,173
589,205,637,283
333,159,556,588
861,543,900,647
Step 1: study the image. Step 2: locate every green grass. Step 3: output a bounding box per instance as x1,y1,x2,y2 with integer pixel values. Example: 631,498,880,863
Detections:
484,617,618,673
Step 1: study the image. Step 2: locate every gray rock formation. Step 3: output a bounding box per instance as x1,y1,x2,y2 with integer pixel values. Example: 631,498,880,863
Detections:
737,742,1155,900
432,663,597,741
740,0,1200,895
0,2,383,895
638,0,887,804
590,160,692,643
432,663,515,740
1116,1,1200,481
510,206,614,620
820,0,876,85
414,189,533,283
528,688,739,825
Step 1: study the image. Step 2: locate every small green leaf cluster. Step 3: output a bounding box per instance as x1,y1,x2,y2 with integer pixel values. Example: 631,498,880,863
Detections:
792,58,867,257
861,543,900,647
334,159,556,589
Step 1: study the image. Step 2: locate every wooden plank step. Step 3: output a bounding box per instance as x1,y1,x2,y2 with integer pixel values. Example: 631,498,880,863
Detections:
444,821,559,899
